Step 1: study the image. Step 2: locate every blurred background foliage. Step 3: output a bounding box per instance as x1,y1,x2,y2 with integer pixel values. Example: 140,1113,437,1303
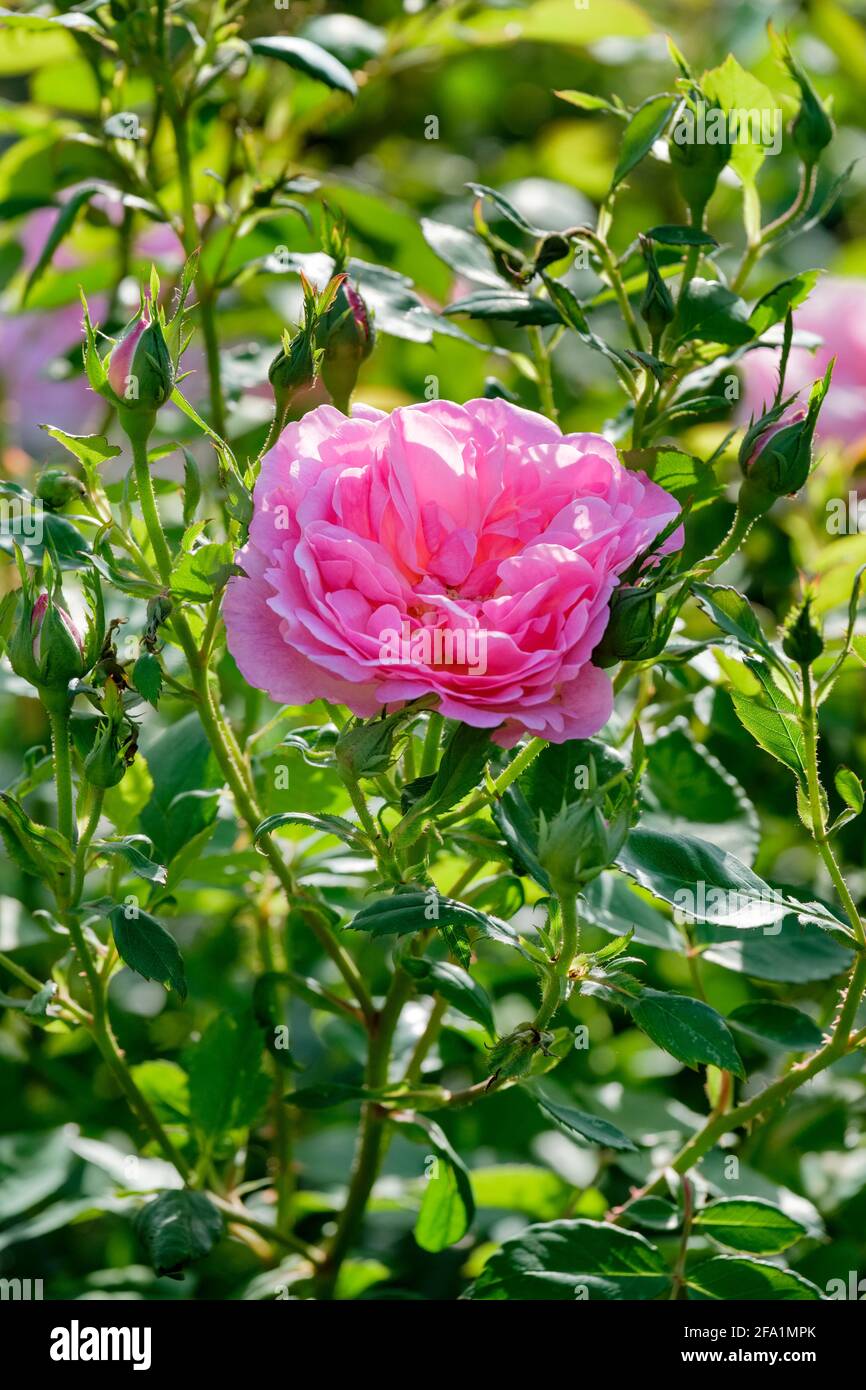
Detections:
2,0,866,1301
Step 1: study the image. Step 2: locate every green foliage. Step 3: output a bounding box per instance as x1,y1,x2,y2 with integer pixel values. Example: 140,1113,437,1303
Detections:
1,0,864,1314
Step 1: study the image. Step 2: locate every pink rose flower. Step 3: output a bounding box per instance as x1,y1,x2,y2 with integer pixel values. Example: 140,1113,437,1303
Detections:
223,399,682,745
742,276,866,452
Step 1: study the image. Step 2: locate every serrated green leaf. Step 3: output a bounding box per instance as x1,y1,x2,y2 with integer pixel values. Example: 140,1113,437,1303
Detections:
464,1219,669,1300
629,988,744,1076
533,1090,638,1152
686,1254,821,1300
107,903,187,999
694,1198,808,1254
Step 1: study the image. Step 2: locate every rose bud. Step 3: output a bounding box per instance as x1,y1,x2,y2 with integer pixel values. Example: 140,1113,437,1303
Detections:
36,469,86,511
316,279,374,414
269,326,320,415
9,590,87,704
594,585,658,668
669,98,731,223
782,594,824,667
773,30,833,166
83,717,128,788
106,297,174,417
739,365,833,517
537,798,631,894
638,234,674,343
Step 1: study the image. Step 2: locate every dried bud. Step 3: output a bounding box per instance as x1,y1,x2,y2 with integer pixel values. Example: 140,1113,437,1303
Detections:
533,232,572,275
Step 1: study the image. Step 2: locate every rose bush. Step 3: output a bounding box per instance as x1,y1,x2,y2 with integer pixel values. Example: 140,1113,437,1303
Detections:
3,0,866,1327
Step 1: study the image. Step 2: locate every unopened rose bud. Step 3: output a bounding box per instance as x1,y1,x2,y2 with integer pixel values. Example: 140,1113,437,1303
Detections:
107,298,174,417
317,280,374,413
537,799,630,893
669,100,731,222
36,469,86,511
782,595,824,666
638,235,674,343
774,33,833,165
83,717,128,788
594,585,658,667
9,590,87,704
269,328,319,415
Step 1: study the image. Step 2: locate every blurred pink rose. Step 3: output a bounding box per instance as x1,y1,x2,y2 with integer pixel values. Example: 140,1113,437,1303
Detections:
224,399,681,745
742,276,866,452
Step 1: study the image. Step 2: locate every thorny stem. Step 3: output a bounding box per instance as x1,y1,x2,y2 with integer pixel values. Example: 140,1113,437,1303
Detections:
533,891,580,1030
131,426,375,1028
613,669,866,1217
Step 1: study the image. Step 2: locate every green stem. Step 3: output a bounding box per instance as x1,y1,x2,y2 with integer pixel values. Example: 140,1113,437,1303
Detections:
132,437,173,582
433,735,547,832
530,327,558,422
420,711,443,775
49,707,75,849
533,891,579,1030
316,970,414,1297
692,505,755,580
404,996,448,1085
730,164,817,295
801,666,865,946
129,420,375,1019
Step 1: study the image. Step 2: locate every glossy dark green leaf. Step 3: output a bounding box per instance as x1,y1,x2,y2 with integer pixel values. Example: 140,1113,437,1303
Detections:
727,1002,823,1052
534,1090,638,1152
464,1219,670,1299
249,36,357,97
443,290,562,325
107,903,187,999
674,278,754,347
629,988,745,1076
686,1255,821,1300
694,1198,808,1254
401,956,495,1035
135,1190,223,1278
612,96,676,186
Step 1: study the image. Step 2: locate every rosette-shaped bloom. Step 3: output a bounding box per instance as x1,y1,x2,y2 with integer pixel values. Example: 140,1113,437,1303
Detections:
224,400,682,745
